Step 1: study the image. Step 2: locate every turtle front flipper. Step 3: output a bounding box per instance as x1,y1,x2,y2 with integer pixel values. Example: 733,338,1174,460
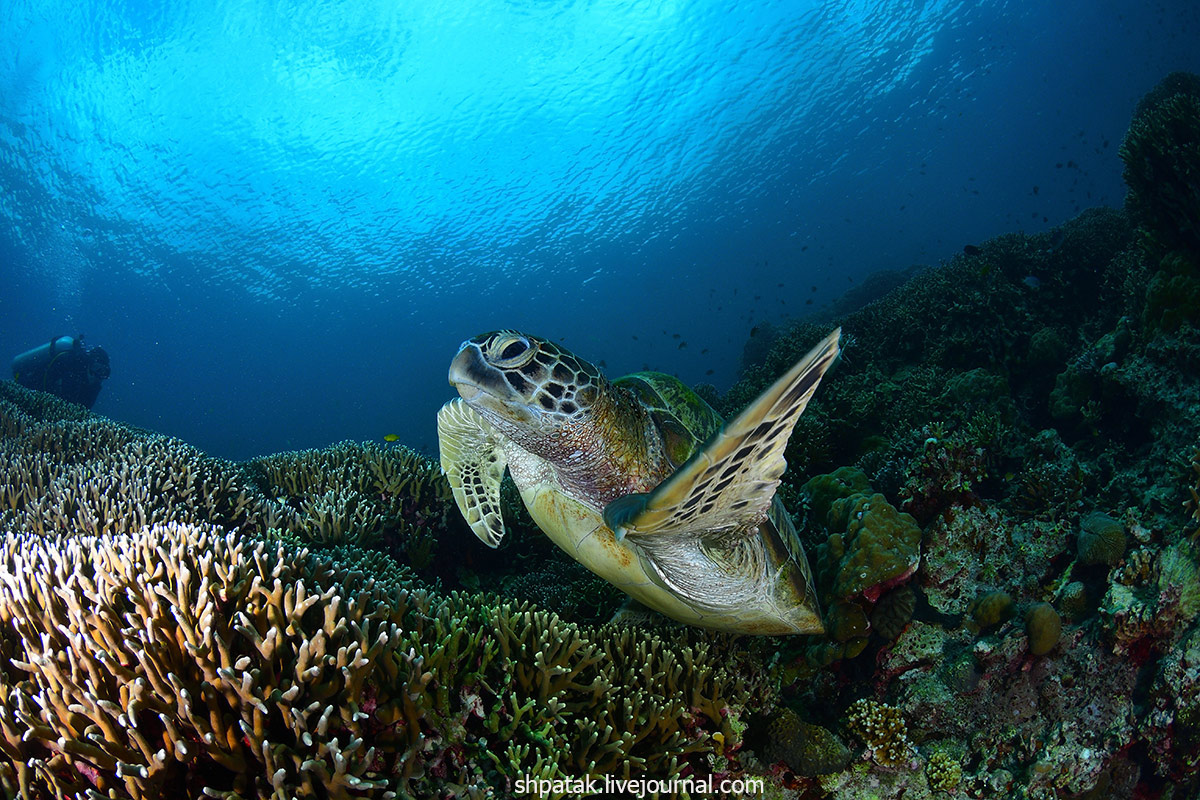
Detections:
437,398,509,547
604,328,840,540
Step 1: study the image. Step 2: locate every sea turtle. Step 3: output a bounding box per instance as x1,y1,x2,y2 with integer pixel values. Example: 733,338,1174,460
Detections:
437,328,840,635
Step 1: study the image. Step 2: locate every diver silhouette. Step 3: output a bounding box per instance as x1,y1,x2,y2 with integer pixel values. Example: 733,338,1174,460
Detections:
11,335,111,410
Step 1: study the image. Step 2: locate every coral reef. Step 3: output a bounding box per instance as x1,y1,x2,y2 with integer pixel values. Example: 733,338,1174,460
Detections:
4,71,1200,800
1120,71,1200,256
0,379,458,576
724,73,1200,800
247,440,456,568
0,380,767,798
0,524,764,798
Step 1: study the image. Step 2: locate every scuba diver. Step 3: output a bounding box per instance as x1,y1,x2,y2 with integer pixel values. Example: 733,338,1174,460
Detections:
11,335,111,410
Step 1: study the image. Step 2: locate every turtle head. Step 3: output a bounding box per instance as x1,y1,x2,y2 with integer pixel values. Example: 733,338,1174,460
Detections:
449,331,603,435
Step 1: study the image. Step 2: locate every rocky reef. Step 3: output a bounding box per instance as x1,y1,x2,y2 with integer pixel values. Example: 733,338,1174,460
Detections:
725,72,1200,800
2,72,1198,799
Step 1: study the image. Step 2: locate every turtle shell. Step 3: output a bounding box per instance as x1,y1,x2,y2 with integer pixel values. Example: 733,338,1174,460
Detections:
614,372,724,468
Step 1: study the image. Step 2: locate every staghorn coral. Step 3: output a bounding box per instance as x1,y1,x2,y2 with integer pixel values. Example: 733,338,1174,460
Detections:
0,523,766,799
0,390,261,539
499,554,623,625
247,440,454,565
0,381,456,571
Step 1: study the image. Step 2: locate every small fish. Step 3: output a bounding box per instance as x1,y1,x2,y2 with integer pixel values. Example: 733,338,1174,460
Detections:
750,326,759,337
706,369,714,375
701,348,709,354
963,244,982,256
383,434,400,442
678,341,687,349
599,359,607,367
811,285,817,292
1023,275,1042,289
672,333,681,339
806,298,813,305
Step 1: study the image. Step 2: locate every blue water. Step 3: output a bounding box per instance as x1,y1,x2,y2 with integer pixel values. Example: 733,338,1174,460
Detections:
1,0,1197,460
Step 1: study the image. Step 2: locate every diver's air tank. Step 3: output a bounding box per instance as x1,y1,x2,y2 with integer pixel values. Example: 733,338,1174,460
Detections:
11,336,77,383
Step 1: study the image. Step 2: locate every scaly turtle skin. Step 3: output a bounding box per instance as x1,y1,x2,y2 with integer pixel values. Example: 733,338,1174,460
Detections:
437,329,840,634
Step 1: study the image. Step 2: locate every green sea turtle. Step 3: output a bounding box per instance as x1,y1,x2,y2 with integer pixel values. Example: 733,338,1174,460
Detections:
437,328,840,634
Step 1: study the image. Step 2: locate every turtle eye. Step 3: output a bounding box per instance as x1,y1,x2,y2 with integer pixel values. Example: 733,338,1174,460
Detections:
490,335,534,368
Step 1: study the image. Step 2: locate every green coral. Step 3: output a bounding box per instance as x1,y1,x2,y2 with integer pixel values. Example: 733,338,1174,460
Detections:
818,492,922,601
763,708,852,776
1143,251,1200,334
1025,602,1063,656
0,524,765,798
845,698,912,768
802,466,871,528
969,590,1015,631
925,750,963,792
1077,510,1127,566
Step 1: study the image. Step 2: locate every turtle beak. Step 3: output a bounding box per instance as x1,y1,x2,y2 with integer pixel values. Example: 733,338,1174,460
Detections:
449,342,489,402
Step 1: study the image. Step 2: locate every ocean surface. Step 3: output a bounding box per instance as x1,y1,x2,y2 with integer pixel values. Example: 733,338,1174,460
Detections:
1,0,1198,461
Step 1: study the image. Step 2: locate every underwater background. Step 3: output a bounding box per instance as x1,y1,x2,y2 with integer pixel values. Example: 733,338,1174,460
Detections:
4,1,1200,800
0,0,1195,459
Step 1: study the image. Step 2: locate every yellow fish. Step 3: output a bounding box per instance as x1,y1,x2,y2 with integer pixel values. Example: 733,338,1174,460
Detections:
383,434,400,442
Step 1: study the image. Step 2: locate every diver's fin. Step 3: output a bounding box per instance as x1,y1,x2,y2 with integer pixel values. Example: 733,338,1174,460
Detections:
604,328,840,540
437,398,508,547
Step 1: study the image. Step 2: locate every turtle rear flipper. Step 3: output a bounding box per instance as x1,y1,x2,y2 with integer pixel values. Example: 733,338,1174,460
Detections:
604,328,840,540
437,398,508,547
